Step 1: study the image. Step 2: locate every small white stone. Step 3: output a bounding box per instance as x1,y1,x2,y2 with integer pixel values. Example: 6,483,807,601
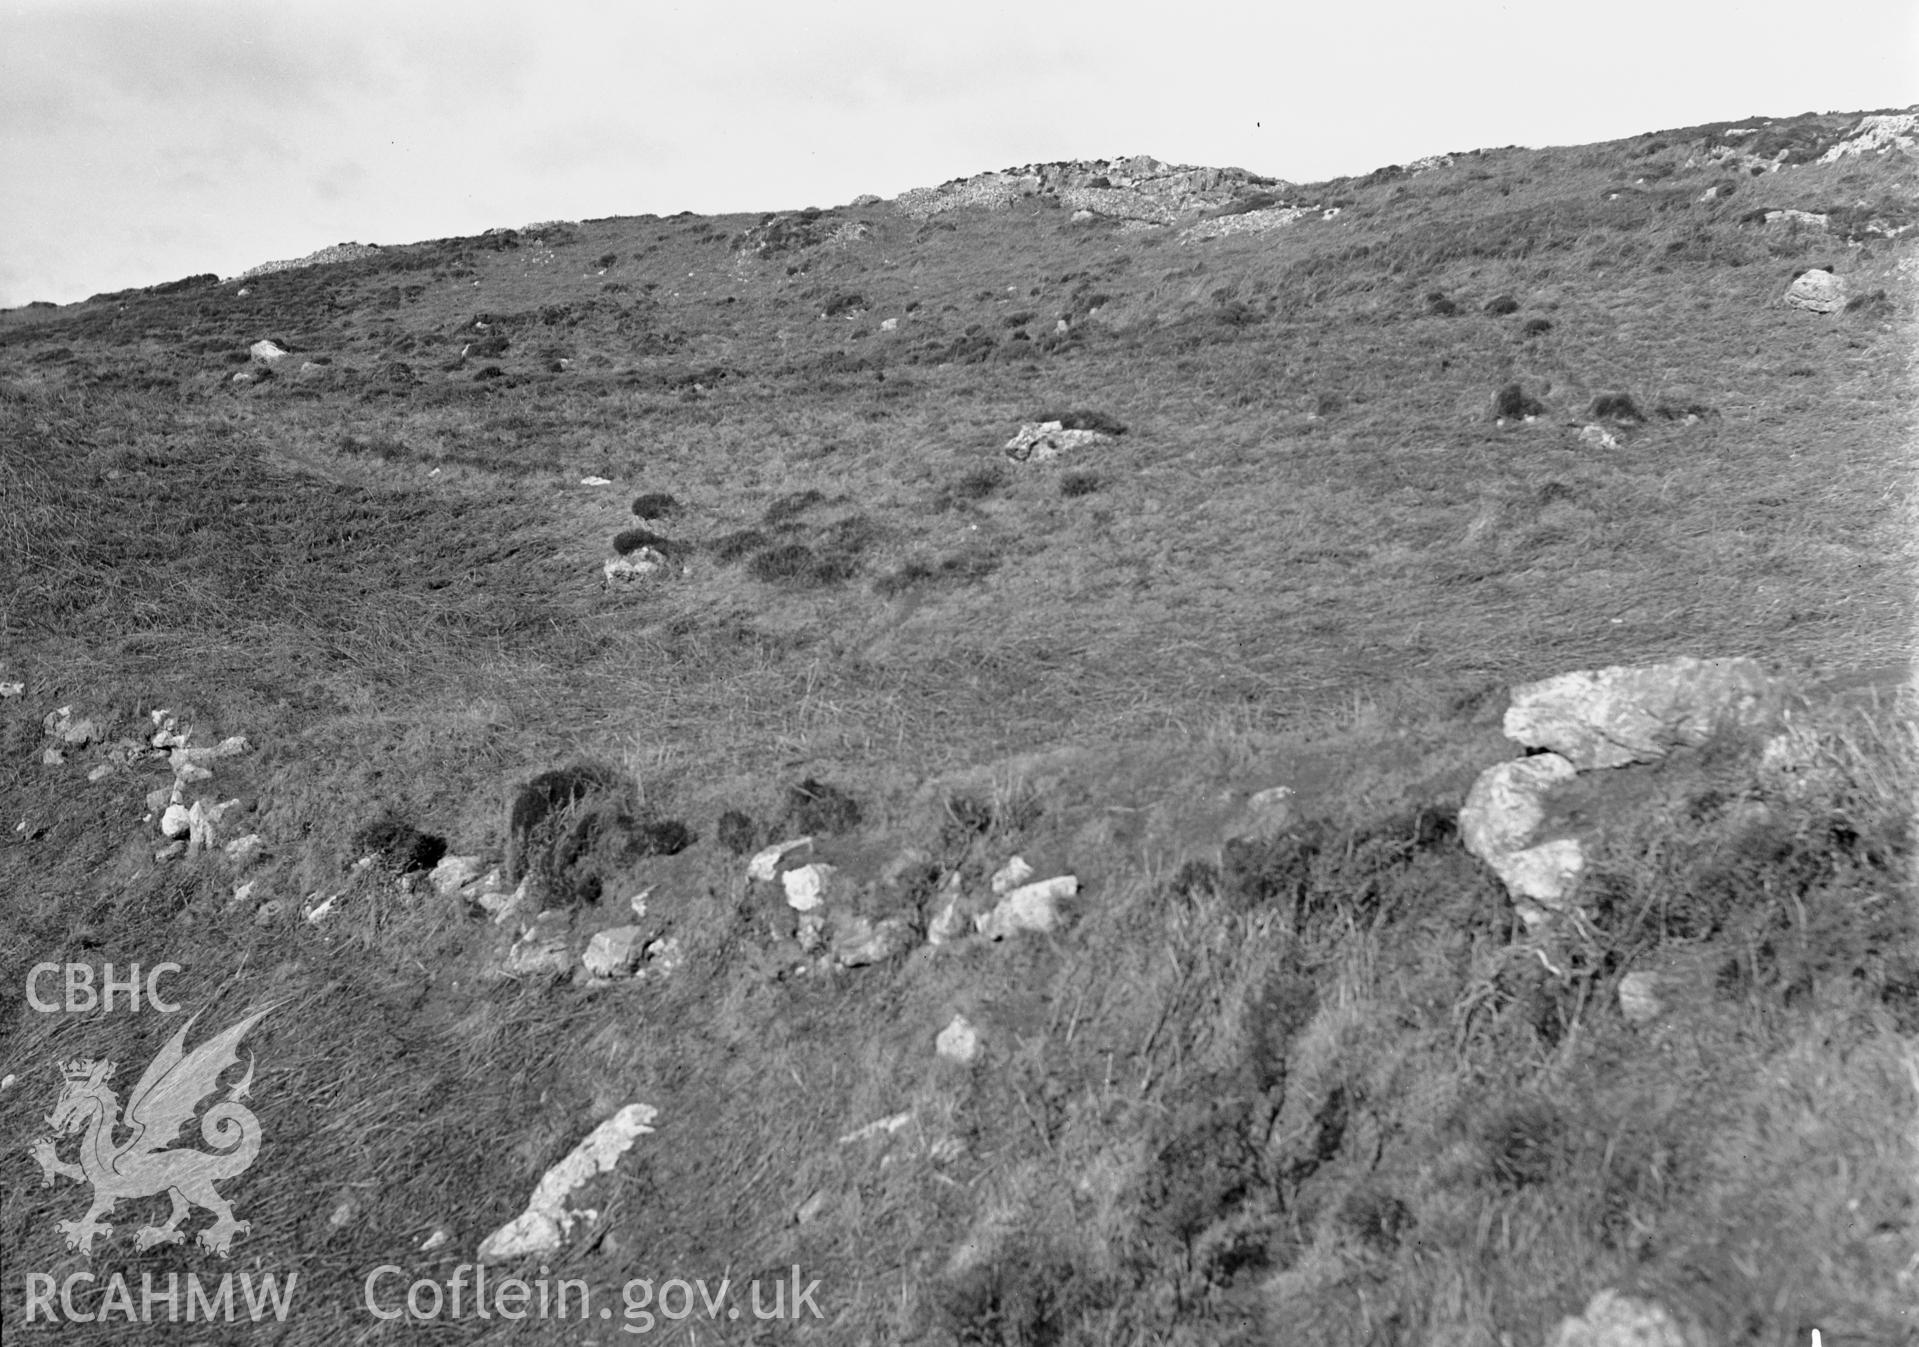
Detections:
837,1111,914,1145
936,1014,980,1064
87,763,114,782
783,863,837,911
747,836,812,882
926,895,968,945
580,476,612,487
161,803,193,838
641,935,684,977
0,681,22,698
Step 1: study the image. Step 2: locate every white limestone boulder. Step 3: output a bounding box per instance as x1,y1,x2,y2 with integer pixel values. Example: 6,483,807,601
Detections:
1503,657,1775,769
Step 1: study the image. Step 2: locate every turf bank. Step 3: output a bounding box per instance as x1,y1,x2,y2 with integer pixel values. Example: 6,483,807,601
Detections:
22,1270,298,1323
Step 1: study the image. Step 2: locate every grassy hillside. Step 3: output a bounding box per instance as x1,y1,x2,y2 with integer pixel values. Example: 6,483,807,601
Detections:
1,109,1915,1345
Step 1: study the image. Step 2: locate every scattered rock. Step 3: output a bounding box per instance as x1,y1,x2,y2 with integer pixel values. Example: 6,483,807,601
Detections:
1546,1288,1698,1347
603,549,670,583
1221,785,1296,847
86,763,114,782
925,884,969,946
1577,425,1620,450
223,833,264,865
880,317,898,331
936,1014,981,1064
1764,208,1829,230
748,836,813,882
1617,971,1664,1024
975,875,1079,940
1504,657,1777,769
782,863,839,911
477,1104,659,1263
1458,755,1584,926
1184,204,1311,242
1783,268,1845,313
503,910,574,977
580,476,612,487
430,854,484,897
583,925,648,978
161,803,193,838
472,871,532,923
41,748,65,766
832,914,914,967
43,706,100,747
1003,421,1111,464
0,681,22,698
643,935,684,978
249,340,290,364
990,855,1034,894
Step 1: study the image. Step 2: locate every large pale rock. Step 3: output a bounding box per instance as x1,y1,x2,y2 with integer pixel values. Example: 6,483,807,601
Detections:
1546,1288,1697,1347
1783,268,1845,314
1504,657,1775,769
249,339,290,364
477,1104,658,1262
975,875,1078,940
1459,755,1584,924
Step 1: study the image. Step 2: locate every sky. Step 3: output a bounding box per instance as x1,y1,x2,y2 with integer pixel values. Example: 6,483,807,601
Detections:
3,0,1915,310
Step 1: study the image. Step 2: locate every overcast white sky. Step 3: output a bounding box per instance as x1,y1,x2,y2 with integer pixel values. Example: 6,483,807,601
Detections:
3,0,1914,309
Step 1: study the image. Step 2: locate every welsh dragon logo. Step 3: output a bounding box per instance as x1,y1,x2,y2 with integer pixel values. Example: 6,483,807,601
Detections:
30,1005,272,1257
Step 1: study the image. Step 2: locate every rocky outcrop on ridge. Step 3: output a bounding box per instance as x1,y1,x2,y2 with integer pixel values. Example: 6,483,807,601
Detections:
231,241,382,281
893,156,1302,227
